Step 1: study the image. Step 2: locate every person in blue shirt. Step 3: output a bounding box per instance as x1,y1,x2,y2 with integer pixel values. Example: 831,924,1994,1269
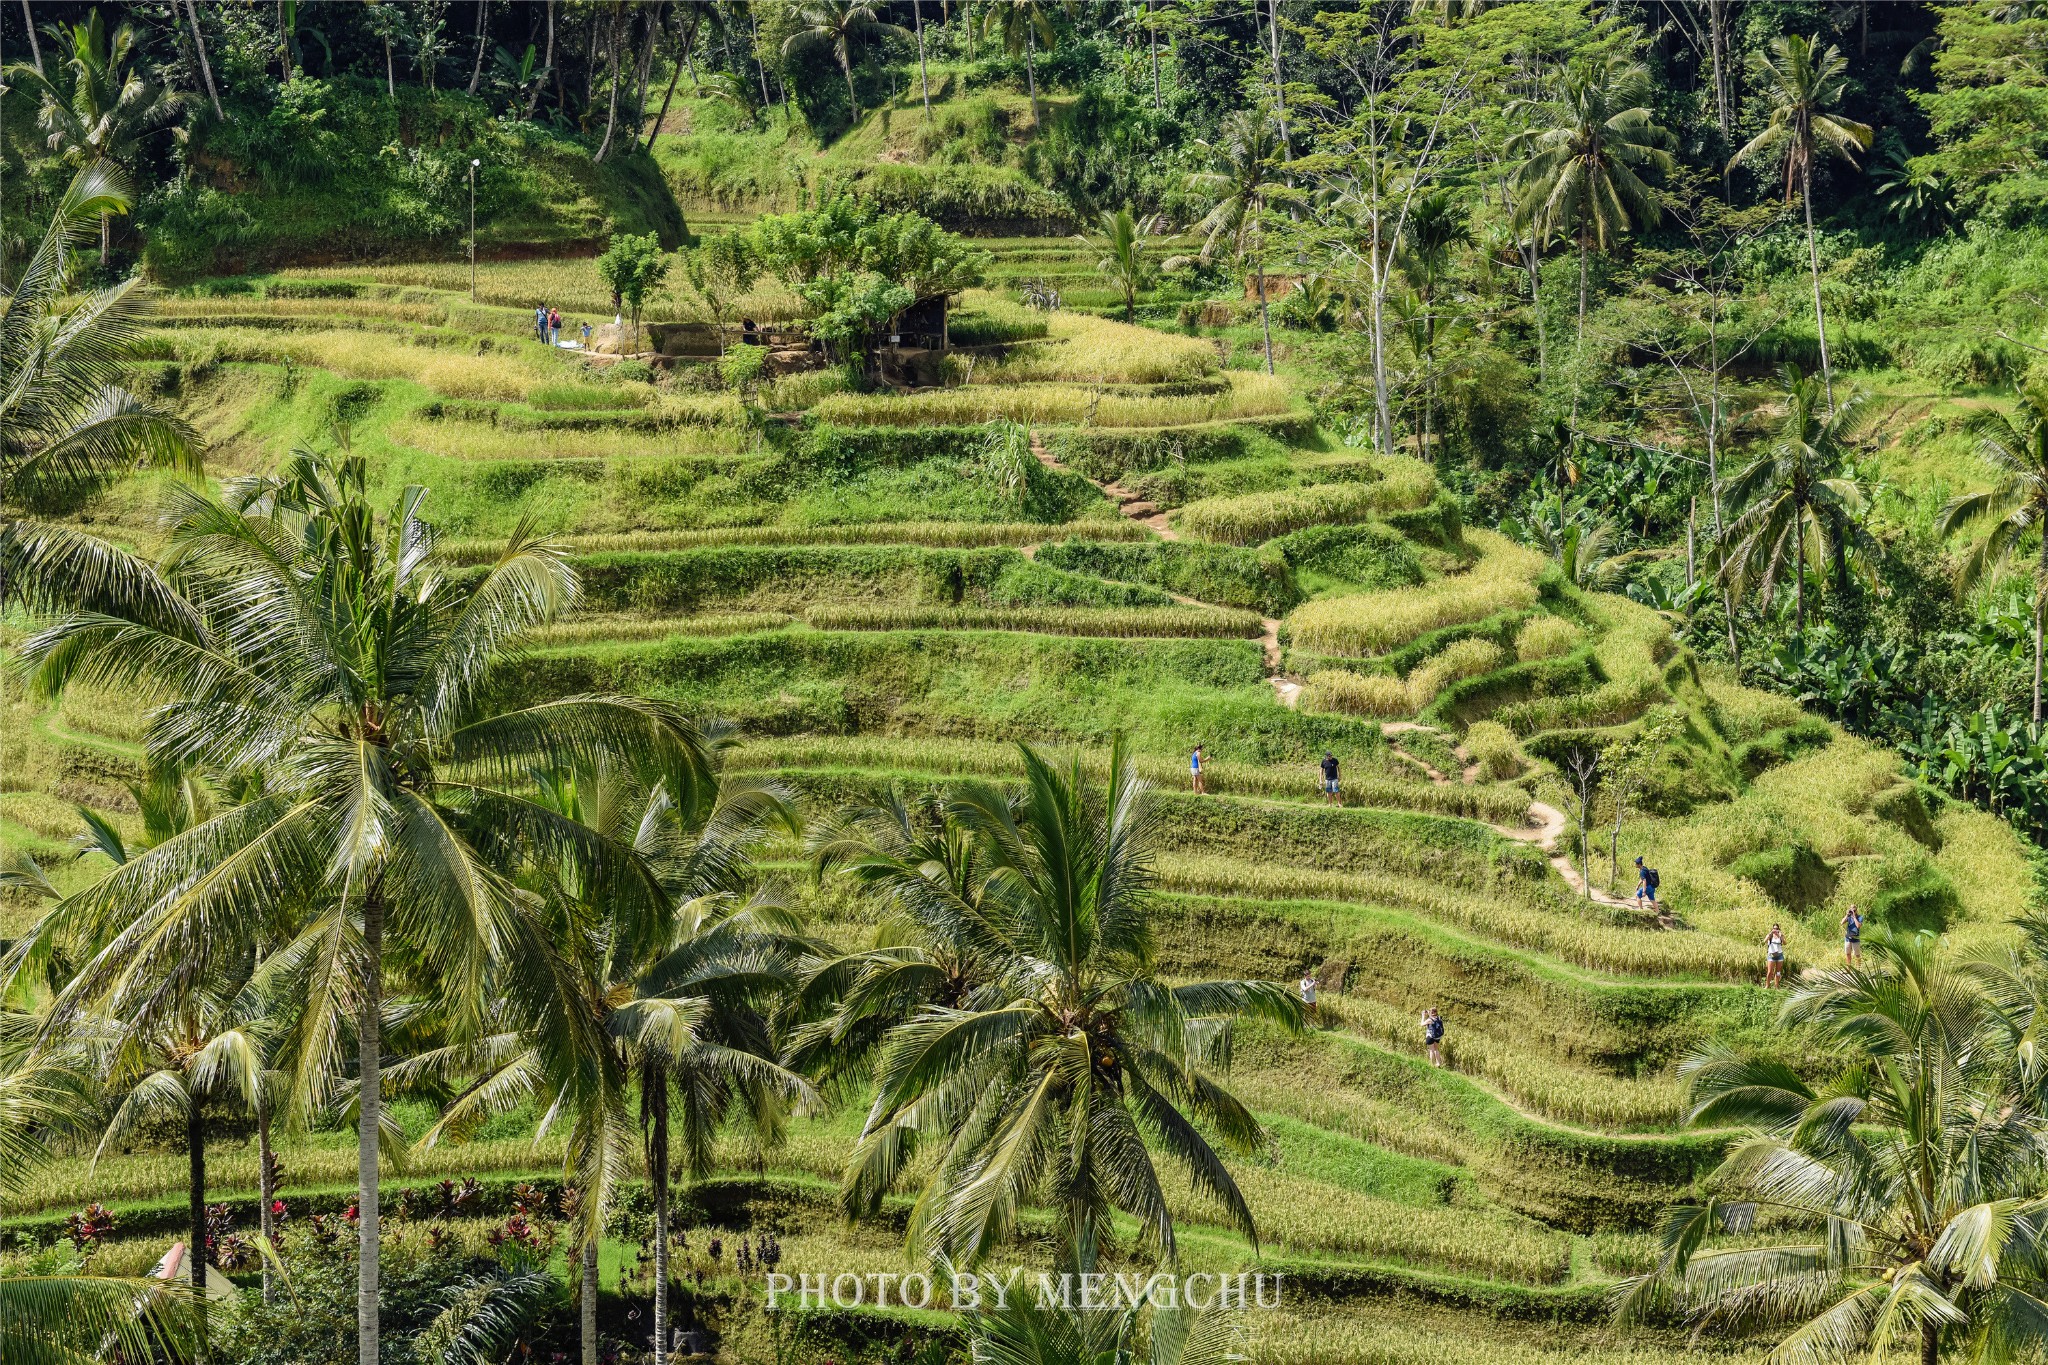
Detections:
1842,904,1863,965
1633,856,1659,909
1189,743,1207,795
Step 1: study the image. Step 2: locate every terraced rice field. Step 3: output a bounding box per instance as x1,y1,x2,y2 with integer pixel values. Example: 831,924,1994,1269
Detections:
4,242,2030,1363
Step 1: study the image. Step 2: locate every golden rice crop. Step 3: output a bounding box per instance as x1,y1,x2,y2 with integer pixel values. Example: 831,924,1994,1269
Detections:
1320,995,1686,1131
532,613,795,645
1176,469,1437,546
1497,599,1674,733
973,309,1219,385
1406,638,1505,709
801,604,1265,638
1288,532,1545,656
1699,667,1808,742
1462,720,1524,780
1302,669,1410,718
386,416,756,462
718,735,1538,822
166,326,561,400
1514,614,1583,661
274,260,804,322
437,520,1145,565
811,370,1298,428
1155,855,1757,978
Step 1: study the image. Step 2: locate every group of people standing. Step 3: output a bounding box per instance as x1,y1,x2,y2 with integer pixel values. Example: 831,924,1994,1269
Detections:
533,304,567,345
1296,971,1447,1068
1185,743,1343,805
1762,905,1863,988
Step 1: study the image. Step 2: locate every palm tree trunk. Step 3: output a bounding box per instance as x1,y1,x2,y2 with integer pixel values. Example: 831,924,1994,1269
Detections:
189,1094,209,1363
1149,0,1160,109
467,0,490,95
914,0,931,116
1267,0,1289,159
649,1070,671,1365
581,1239,600,1365
631,3,662,132
1921,1321,1938,1365
184,0,225,120
595,7,625,162
1527,239,1546,384
385,36,396,98
257,1096,276,1303
529,0,554,116
645,8,695,152
842,46,860,124
752,13,771,109
1794,511,1806,639
357,881,383,1365
2035,538,2046,723
1576,232,1589,343
19,0,41,73
1803,159,1835,411
1025,27,1039,127
100,212,110,268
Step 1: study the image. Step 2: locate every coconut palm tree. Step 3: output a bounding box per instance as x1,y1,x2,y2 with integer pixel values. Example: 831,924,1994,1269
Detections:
1616,935,2048,1365
1729,34,1872,411
961,1286,1244,1365
0,1053,202,1365
1934,388,2048,720
1092,205,1159,323
1,162,201,617
408,753,812,1365
983,0,1062,129
781,0,907,127
1719,366,1878,641
1509,58,1674,341
1189,110,1286,375
4,12,188,265
844,741,1304,1271
789,790,1018,1087
13,449,709,1365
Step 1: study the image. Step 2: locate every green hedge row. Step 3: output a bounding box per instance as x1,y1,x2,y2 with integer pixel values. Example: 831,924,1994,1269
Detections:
1043,416,1318,483
1148,794,1546,885
561,545,1171,614
1033,538,1301,615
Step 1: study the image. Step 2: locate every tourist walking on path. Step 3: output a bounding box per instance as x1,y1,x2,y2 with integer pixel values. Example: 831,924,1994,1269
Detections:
1299,971,1318,1024
1189,744,1207,794
1422,1008,1445,1067
1633,856,1659,910
1842,905,1863,965
1764,924,1787,987
1320,750,1341,805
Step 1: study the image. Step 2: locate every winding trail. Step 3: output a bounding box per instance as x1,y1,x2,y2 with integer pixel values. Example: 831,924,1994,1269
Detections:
1024,429,1652,911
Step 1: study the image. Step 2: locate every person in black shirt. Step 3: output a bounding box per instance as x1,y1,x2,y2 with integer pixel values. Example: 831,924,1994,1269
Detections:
1320,750,1340,805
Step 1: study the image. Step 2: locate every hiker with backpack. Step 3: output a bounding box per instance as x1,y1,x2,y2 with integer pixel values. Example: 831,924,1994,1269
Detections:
1422,1007,1444,1067
1842,905,1864,965
1633,856,1660,910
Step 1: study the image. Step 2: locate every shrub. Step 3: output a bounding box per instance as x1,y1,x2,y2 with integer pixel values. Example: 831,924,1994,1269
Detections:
1514,616,1583,662
1288,533,1545,656
1463,721,1525,780
1177,474,1435,546
973,310,1218,385
1728,841,1838,911
1303,670,1411,718
801,604,1264,638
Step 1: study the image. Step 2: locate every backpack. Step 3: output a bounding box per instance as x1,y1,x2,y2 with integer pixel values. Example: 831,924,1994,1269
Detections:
1644,867,1660,891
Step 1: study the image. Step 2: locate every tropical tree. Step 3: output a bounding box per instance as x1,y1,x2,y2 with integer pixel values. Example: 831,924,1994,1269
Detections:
1397,187,1472,455
1189,110,1286,375
1719,367,1878,641
1935,388,2048,721
4,12,188,264
408,751,813,1365
1091,205,1159,323
983,0,1062,128
790,790,1016,1084
1729,34,1873,410
843,742,1304,1271
960,1287,1244,1365
13,450,710,1365
1,163,201,614
1511,493,1623,590
1509,58,1674,340
1616,934,2048,1365
781,0,908,126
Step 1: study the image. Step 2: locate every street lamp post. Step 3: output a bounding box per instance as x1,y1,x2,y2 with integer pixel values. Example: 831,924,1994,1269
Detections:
468,158,480,301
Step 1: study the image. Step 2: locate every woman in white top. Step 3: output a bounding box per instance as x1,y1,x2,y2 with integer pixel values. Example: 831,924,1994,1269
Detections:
1764,924,1786,987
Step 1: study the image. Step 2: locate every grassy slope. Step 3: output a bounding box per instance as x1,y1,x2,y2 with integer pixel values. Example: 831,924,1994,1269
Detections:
6,202,2039,1362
